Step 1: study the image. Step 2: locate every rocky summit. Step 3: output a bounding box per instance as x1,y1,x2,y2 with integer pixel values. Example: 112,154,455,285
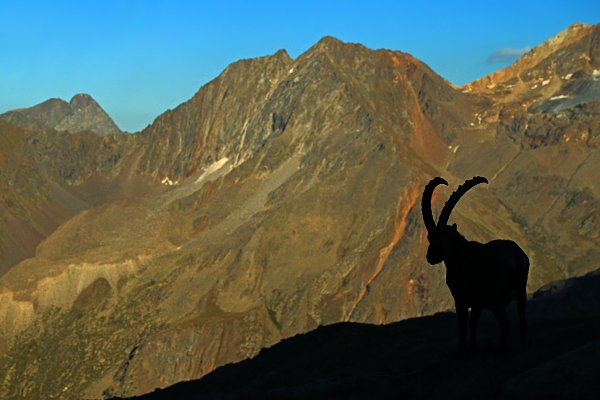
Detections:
1,93,123,136
0,23,598,399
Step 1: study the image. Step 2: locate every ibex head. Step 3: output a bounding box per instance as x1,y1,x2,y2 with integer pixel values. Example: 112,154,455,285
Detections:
421,176,488,265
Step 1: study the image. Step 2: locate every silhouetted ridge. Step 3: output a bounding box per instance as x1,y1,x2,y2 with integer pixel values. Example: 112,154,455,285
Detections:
117,269,600,400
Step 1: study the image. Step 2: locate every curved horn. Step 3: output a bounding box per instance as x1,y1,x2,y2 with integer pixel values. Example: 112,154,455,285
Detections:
437,176,488,227
421,177,448,233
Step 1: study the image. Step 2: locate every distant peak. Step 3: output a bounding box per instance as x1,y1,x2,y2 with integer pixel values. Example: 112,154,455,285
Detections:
313,36,345,51
41,97,70,106
317,36,344,45
465,22,598,92
567,22,592,30
274,49,291,59
70,93,98,108
268,48,293,64
302,36,370,59
545,22,594,48
0,92,122,135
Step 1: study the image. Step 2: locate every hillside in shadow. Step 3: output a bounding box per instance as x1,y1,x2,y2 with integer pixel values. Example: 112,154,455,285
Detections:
119,268,600,400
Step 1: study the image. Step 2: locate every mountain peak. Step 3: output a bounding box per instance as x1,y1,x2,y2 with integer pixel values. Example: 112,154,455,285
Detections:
464,22,599,103
316,35,344,46
0,93,123,136
306,35,423,69
307,36,357,55
567,22,592,31
273,48,291,60
69,93,98,108
543,22,594,51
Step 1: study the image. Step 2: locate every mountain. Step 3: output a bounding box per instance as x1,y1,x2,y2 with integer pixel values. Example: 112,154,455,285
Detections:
0,93,149,276
465,23,599,108
0,118,136,275
0,23,598,399
118,269,600,400
1,93,124,136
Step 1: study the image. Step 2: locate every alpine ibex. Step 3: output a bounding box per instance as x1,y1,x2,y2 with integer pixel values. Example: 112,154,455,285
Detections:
421,176,529,349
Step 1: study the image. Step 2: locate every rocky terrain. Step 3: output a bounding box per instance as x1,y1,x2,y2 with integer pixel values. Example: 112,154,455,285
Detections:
0,22,598,399
0,117,134,275
1,93,123,136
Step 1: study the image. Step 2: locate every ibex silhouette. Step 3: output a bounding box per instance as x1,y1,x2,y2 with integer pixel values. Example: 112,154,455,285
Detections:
421,176,529,349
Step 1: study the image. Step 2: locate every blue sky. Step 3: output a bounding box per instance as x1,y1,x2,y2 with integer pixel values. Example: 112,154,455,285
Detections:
1,1,598,132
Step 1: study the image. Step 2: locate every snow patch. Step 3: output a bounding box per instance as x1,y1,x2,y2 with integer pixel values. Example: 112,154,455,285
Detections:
161,177,178,186
593,70,600,80
562,73,573,80
550,94,570,100
542,79,551,86
195,157,230,183
530,84,538,90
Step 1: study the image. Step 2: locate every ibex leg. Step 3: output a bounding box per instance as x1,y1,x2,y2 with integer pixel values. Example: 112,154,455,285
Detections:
492,307,510,348
516,286,527,343
456,303,468,350
469,307,481,347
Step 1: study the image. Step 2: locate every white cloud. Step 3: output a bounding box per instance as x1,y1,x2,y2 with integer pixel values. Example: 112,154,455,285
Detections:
487,46,531,63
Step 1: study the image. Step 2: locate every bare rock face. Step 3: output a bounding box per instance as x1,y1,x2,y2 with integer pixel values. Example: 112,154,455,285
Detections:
1,93,123,136
135,49,293,180
0,118,137,275
0,24,598,399
0,93,130,273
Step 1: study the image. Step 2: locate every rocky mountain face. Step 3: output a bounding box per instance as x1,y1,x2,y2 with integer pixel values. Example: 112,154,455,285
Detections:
1,93,124,136
0,93,146,275
0,23,598,399
0,118,136,275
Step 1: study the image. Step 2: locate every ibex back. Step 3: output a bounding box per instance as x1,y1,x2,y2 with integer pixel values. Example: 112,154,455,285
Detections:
421,176,529,349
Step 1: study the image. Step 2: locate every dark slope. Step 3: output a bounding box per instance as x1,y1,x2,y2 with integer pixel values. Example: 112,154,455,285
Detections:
123,269,600,400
